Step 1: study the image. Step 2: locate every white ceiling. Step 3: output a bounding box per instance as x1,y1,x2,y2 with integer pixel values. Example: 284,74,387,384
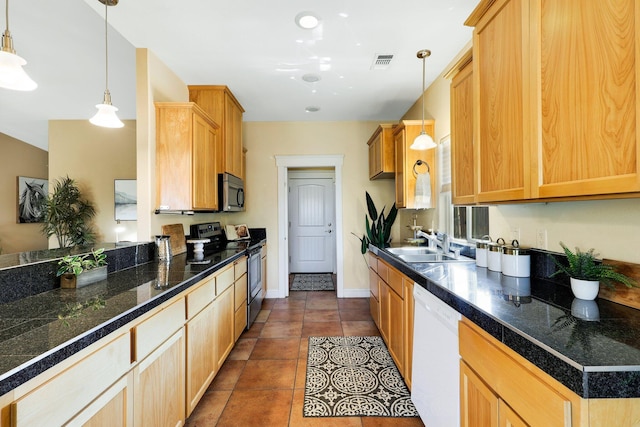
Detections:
1,0,476,151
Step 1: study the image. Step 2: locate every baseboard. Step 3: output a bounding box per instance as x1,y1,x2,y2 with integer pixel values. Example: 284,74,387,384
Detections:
340,289,370,298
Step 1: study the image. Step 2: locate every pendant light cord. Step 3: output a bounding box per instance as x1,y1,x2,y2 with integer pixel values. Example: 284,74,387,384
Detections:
5,0,9,32
104,1,109,92
421,54,425,134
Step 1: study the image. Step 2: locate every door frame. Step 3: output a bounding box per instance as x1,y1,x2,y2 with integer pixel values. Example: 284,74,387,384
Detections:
288,170,336,274
276,155,344,298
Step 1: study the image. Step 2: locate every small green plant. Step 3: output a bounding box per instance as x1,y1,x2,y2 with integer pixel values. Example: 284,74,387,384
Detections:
353,192,398,254
56,248,107,277
550,242,635,289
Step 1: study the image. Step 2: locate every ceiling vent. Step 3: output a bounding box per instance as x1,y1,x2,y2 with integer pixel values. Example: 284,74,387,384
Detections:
371,54,394,70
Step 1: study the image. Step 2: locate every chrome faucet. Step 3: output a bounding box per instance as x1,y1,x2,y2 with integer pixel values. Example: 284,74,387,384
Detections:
416,231,459,258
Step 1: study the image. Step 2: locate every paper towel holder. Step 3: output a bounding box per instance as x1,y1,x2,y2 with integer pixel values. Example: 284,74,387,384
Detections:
412,159,431,177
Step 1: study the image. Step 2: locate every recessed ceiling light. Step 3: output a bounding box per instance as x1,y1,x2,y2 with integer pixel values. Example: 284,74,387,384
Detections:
295,12,320,29
302,74,321,83
305,106,320,113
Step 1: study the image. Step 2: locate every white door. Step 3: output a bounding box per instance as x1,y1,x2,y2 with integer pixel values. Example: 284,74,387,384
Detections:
288,175,335,273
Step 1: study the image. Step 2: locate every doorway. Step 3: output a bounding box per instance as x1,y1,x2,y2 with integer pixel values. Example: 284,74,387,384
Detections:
288,170,336,274
276,155,344,298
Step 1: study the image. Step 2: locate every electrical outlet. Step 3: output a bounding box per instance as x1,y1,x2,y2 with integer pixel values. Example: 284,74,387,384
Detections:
536,229,547,249
510,227,520,243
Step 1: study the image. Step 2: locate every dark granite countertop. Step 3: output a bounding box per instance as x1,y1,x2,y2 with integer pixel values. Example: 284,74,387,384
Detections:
0,240,263,396
371,245,640,399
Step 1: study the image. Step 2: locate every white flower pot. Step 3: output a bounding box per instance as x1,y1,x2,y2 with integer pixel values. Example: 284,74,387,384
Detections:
570,277,600,300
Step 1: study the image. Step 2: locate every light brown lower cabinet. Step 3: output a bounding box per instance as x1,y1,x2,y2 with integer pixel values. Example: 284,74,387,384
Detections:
133,329,185,427
4,257,249,426
233,257,248,342
368,252,414,389
459,317,640,426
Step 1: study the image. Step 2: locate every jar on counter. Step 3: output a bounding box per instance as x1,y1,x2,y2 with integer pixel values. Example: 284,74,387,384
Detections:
501,240,530,278
487,237,506,272
475,235,492,268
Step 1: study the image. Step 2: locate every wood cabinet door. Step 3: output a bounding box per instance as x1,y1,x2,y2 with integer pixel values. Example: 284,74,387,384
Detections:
69,374,133,427
451,57,476,205
134,329,185,427
473,0,531,202
387,285,404,374
394,129,407,208
224,96,243,179
185,302,216,417
460,361,499,427
402,278,414,389
192,112,218,210
369,134,382,179
535,0,640,198
215,284,235,369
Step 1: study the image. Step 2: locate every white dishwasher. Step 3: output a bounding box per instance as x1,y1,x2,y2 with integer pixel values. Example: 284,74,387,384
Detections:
411,284,461,427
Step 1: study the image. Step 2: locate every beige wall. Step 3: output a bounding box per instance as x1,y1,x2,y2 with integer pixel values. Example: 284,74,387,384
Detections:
409,41,640,263
48,120,137,247
0,133,48,253
235,121,397,294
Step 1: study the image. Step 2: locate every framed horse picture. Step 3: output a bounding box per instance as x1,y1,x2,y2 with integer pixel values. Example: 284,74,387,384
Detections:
17,176,48,223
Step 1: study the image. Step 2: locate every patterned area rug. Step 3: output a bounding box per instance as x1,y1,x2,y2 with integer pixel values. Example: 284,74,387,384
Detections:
291,273,335,291
304,336,419,418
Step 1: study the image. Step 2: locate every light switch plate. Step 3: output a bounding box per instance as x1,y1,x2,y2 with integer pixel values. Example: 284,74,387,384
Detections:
536,229,547,249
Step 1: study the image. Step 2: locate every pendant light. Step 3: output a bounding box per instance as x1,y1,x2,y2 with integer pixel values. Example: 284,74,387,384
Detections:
90,0,124,128
410,49,436,150
0,0,36,91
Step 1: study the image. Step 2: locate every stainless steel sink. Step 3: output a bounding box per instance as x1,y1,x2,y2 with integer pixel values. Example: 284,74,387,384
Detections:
385,247,474,263
386,247,439,256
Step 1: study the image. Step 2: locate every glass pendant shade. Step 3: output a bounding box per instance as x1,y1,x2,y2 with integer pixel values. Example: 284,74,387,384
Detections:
90,92,124,128
0,50,36,90
410,131,436,150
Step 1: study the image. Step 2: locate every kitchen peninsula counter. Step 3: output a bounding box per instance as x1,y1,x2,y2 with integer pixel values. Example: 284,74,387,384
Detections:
0,238,264,397
370,245,640,399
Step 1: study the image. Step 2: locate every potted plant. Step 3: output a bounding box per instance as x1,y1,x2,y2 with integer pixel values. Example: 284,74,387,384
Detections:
57,248,108,288
353,191,398,254
41,176,97,248
551,242,635,300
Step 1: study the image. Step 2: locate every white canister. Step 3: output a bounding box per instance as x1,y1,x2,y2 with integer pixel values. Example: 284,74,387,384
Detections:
487,238,505,272
475,237,492,268
501,243,530,278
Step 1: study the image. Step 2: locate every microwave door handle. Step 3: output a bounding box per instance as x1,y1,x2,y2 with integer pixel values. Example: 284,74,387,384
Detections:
237,188,245,207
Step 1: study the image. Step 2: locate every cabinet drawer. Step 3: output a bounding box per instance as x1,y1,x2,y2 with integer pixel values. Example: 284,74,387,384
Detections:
216,264,235,295
186,276,215,319
234,257,247,279
459,320,572,427
12,332,130,427
367,252,378,272
377,260,389,283
136,299,185,361
234,274,247,311
369,268,379,301
387,266,403,298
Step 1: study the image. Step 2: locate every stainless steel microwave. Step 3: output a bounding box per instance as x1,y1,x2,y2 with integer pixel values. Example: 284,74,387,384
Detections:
218,173,245,212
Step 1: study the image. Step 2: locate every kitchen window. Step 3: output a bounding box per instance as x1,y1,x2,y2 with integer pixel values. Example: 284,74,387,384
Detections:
437,135,489,242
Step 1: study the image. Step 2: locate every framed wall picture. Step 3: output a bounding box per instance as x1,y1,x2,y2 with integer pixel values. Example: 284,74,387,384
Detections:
114,179,137,221
17,176,48,223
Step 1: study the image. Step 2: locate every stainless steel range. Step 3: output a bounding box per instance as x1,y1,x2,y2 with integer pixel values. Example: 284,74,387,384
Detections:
246,245,263,328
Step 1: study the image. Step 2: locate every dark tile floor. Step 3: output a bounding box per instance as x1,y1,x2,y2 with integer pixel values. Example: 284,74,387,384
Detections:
184,287,425,427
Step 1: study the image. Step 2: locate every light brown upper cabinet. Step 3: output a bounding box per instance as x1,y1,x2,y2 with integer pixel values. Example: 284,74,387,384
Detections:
394,120,436,209
368,124,396,180
448,51,475,205
466,0,640,203
155,102,219,211
189,85,245,180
